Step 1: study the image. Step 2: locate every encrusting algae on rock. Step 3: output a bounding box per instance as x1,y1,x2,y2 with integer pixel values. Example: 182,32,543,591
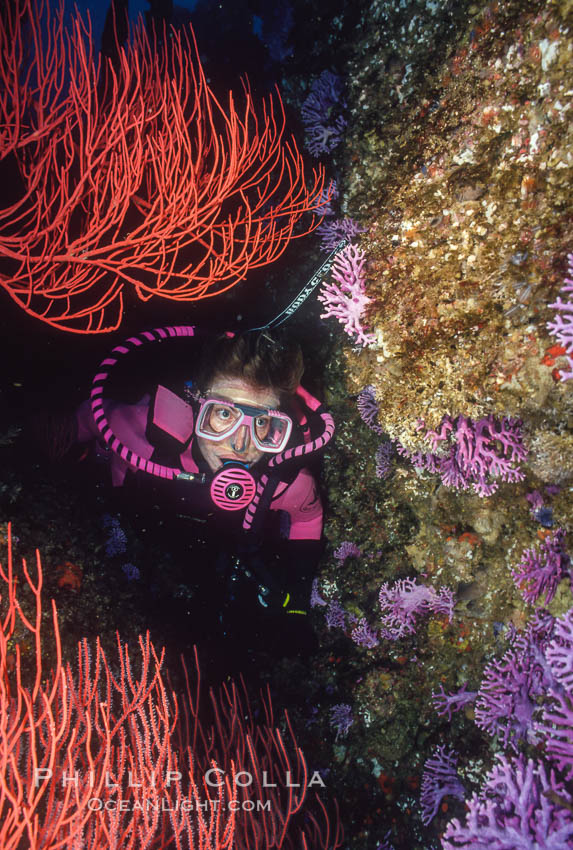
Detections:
339,1,572,457
299,1,573,847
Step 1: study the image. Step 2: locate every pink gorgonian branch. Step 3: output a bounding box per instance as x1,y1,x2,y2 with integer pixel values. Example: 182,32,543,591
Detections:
378,577,455,640
432,683,478,721
420,745,465,825
318,242,376,347
547,253,573,381
511,528,571,606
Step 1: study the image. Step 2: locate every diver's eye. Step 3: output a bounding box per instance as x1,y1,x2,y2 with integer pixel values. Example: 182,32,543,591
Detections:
254,416,271,437
207,404,240,433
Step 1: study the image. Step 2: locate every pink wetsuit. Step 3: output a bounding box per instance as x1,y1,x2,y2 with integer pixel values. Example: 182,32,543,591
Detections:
76,395,323,541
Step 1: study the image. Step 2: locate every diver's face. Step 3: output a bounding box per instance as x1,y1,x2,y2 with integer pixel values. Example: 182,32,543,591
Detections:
196,377,280,472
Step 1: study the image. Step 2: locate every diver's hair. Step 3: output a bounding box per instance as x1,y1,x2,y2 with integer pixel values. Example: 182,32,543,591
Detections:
196,331,304,400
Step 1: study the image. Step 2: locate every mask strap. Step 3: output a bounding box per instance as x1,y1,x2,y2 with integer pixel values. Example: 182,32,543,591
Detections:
295,384,322,412
245,239,348,333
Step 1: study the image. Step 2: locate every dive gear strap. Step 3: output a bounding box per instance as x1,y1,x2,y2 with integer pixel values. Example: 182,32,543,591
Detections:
247,239,347,332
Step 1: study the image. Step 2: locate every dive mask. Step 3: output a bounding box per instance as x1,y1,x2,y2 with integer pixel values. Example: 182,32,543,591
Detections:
195,397,293,453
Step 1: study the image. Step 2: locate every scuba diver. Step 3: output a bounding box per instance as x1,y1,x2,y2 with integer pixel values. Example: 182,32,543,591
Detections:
73,325,335,665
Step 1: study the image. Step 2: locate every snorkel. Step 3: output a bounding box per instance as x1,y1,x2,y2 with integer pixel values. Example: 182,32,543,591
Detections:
89,325,335,523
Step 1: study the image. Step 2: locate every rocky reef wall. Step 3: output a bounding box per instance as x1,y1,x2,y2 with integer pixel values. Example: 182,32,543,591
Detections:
297,1,573,847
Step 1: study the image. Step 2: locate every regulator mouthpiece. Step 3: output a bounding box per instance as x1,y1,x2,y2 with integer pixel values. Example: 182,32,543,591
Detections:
210,463,257,511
